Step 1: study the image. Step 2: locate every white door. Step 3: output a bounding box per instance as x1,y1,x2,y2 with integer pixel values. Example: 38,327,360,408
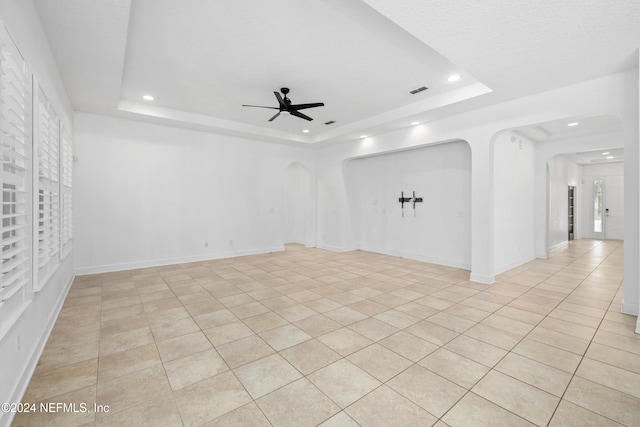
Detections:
605,176,624,240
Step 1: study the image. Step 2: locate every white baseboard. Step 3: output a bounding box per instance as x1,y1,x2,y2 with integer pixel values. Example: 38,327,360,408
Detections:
316,244,358,253
547,241,569,252
358,245,471,271
494,254,537,276
621,300,639,317
75,246,285,275
470,273,496,285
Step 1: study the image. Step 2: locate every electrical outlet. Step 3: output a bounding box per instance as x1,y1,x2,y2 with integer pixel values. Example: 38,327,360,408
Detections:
204,242,208,248
229,239,233,247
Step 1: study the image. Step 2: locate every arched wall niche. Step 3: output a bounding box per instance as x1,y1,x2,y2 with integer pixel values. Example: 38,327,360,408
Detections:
343,139,472,269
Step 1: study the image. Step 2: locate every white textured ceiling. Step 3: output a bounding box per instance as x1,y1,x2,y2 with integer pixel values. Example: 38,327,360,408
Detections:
34,0,640,145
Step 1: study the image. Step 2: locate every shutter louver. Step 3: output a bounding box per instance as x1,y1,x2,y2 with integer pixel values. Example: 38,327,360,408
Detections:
0,23,31,314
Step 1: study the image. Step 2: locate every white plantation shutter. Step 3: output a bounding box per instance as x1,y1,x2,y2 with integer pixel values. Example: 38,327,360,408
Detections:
35,87,60,288
60,126,72,254
0,23,31,320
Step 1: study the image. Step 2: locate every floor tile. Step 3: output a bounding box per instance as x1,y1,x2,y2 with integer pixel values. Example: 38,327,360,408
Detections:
464,323,522,350
323,307,368,325
346,385,437,427
13,385,97,427
563,376,640,426
526,326,590,355
317,327,373,356
512,338,582,373
405,320,459,346
495,352,572,396
280,339,342,375
472,370,560,426
419,348,489,389
216,335,275,369
347,343,413,382
318,411,361,427
427,311,477,333
257,378,340,427
234,353,302,399
575,357,640,399
379,330,439,362
94,397,183,427
97,343,161,382
585,342,640,375
348,317,399,341
174,371,252,427
96,365,172,418
203,320,254,346
308,359,381,408
373,309,420,328
259,324,312,350
156,331,212,362
444,335,507,367
206,402,271,427
442,392,535,427
164,349,228,390
387,364,466,417
23,358,98,402
549,400,624,427
294,314,342,337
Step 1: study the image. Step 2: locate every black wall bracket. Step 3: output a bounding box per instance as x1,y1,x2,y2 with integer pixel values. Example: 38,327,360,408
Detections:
399,191,423,217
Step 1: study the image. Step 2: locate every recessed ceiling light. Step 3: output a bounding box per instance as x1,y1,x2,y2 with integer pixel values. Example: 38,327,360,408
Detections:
447,75,461,82
567,122,579,127
411,121,420,126
602,152,610,155
302,129,310,133
143,94,154,101
360,135,367,139
607,156,614,159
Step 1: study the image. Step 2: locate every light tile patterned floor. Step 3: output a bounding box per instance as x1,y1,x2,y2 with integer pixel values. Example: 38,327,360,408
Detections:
13,240,640,426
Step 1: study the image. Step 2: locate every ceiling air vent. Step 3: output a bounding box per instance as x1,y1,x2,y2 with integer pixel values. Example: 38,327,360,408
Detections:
409,86,428,95
324,120,336,125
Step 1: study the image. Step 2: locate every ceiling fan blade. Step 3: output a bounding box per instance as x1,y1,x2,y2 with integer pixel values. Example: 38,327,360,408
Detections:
268,112,281,122
289,110,313,121
242,104,279,109
274,92,287,109
289,102,324,111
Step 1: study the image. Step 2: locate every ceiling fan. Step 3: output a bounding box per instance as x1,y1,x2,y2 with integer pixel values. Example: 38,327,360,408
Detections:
242,87,324,122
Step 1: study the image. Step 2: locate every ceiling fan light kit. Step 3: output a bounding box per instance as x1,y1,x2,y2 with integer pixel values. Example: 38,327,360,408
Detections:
242,87,324,122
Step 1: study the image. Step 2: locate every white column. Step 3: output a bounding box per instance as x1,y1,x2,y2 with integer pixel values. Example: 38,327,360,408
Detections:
470,140,495,284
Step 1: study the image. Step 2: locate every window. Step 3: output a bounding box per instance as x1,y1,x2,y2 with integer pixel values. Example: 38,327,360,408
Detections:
593,179,602,233
60,126,73,255
0,25,31,321
35,87,60,288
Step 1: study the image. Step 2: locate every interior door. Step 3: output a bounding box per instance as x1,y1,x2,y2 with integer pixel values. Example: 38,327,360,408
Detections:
605,176,624,240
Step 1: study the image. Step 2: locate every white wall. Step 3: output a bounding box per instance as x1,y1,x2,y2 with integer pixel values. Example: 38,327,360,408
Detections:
0,1,75,425
347,141,471,268
493,132,536,273
73,113,314,274
581,162,624,239
547,156,581,251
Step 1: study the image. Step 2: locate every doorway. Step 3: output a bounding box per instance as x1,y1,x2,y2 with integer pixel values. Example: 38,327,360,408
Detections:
283,162,311,245
568,186,575,241
592,176,624,240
